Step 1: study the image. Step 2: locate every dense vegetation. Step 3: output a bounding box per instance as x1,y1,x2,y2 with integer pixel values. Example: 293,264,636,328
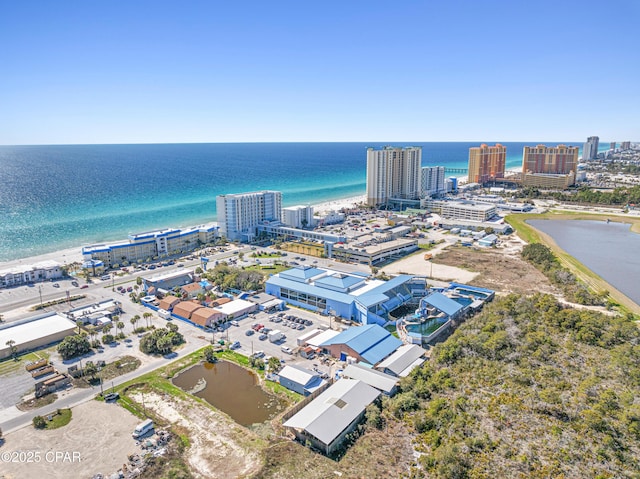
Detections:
203,262,268,291
517,185,640,206
391,294,640,478
139,326,185,355
57,334,91,360
521,243,608,305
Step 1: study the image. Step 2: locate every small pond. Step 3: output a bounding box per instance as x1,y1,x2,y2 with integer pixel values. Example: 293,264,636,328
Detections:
172,360,286,426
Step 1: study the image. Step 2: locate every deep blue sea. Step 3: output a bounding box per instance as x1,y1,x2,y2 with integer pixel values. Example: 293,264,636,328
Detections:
0,142,582,262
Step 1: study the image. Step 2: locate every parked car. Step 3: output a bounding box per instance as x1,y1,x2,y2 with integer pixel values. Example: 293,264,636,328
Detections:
252,350,265,358
259,333,268,341
281,346,293,354
80,285,89,289
230,320,239,326
104,392,120,402
230,341,240,350
245,329,254,336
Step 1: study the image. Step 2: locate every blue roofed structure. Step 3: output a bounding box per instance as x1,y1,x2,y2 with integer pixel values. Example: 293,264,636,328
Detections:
419,292,464,318
265,266,416,324
320,324,402,365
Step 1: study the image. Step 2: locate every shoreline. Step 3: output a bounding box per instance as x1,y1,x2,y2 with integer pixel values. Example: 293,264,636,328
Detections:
0,194,368,272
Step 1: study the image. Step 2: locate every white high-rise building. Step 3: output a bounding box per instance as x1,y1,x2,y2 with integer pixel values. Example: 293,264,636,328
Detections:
282,205,314,229
216,190,282,242
583,136,599,161
420,166,446,197
366,146,422,206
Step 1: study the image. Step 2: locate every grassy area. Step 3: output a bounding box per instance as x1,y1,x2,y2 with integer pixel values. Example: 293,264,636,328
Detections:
44,408,72,429
0,349,52,377
244,264,290,274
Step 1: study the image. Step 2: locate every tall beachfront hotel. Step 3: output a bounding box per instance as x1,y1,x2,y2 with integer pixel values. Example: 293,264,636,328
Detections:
522,144,579,189
467,144,506,184
216,190,282,242
366,146,422,207
421,166,446,197
583,136,600,161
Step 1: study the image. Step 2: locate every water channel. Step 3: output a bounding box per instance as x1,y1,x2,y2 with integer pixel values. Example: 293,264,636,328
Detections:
527,219,640,305
172,360,286,426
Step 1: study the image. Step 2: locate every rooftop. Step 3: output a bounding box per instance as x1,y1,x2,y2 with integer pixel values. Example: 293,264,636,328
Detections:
283,379,380,446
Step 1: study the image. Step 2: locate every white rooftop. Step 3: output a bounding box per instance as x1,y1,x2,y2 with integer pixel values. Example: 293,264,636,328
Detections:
283,379,380,445
0,314,76,349
375,343,426,377
278,364,319,387
307,329,340,348
214,299,255,316
342,363,398,394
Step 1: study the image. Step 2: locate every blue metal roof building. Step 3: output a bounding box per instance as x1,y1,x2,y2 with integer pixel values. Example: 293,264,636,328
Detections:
265,266,416,324
320,324,403,365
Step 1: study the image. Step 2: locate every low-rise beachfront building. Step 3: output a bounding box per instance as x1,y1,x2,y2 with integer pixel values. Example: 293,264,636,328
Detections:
189,307,224,328
0,260,63,288
143,270,194,293
0,313,77,360
265,266,417,324
82,223,218,268
283,378,381,455
521,172,576,189
172,301,203,320
330,238,418,266
436,218,512,234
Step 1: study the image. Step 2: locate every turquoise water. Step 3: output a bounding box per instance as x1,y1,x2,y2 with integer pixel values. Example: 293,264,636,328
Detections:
0,142,576,261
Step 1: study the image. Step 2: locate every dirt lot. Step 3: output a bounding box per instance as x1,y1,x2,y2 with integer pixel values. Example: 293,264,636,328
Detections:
130,391,264,479
431,241,559,296
1,400,140,479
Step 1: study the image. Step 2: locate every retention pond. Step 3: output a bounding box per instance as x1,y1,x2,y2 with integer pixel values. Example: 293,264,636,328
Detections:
172,360,286,426
527,219,640,305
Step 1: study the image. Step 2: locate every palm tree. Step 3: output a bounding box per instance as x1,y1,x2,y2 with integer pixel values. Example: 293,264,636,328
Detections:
76,319,83,334
5,340,17,360
0,313,4,323
143,312,152,328
86,325,97,345
132,314,141,331
130,317,137,332
116,321,125,338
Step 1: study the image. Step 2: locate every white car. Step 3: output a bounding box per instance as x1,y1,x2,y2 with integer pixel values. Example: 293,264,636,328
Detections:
281,346,293,354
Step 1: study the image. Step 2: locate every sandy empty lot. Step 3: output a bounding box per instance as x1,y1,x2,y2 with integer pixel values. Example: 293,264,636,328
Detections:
1,400,140,479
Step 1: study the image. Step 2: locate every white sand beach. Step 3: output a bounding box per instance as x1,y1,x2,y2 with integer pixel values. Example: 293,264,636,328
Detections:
0,194,369,272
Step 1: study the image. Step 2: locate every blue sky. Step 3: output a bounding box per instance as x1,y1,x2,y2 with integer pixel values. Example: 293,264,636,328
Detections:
1,0,638,144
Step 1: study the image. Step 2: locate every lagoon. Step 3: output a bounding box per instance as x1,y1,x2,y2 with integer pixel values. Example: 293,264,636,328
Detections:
527,219,640,305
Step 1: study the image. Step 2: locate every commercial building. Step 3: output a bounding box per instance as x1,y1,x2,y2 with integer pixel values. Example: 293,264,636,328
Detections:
216,190,282,242
423,200,497,222
0,260,63,288
366,146,422,207
0,313,77,360
521,172,576,189
583,136,600,161
212,299,258,319
265,266,417,324
319,324,402,365
283,378,381,455
331,238,419,266
420,166,446,197
375,344,426,377
82,223,218,268
621,141,631,150
282,205,314,229
278,365,326,396
342,363,398,395
468,144,506,184
143,270,194,293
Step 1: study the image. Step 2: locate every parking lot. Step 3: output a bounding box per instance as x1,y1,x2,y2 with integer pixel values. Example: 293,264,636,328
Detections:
212,307,337,377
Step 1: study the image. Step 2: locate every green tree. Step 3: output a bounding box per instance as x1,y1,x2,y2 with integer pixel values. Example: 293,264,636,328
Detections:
116,321,125,338
84,361,98,380
136,276,142,286
203,345,216,363
76,319,83,334
33,415,46,429
57,334,91,360
267,356,282,373
143,312,153,328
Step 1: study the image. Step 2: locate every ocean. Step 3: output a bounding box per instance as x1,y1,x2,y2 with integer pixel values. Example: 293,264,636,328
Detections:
0,141,580,262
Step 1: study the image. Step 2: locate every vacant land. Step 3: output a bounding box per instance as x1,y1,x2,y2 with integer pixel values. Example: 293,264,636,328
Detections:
129,390,265,479
431,244,559,296
1,400,140,479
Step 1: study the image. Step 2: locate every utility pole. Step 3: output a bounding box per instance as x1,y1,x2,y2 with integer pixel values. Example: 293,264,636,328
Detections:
38,285,43,307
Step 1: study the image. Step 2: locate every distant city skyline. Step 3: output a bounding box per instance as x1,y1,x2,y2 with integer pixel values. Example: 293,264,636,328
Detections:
1,1,638,145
